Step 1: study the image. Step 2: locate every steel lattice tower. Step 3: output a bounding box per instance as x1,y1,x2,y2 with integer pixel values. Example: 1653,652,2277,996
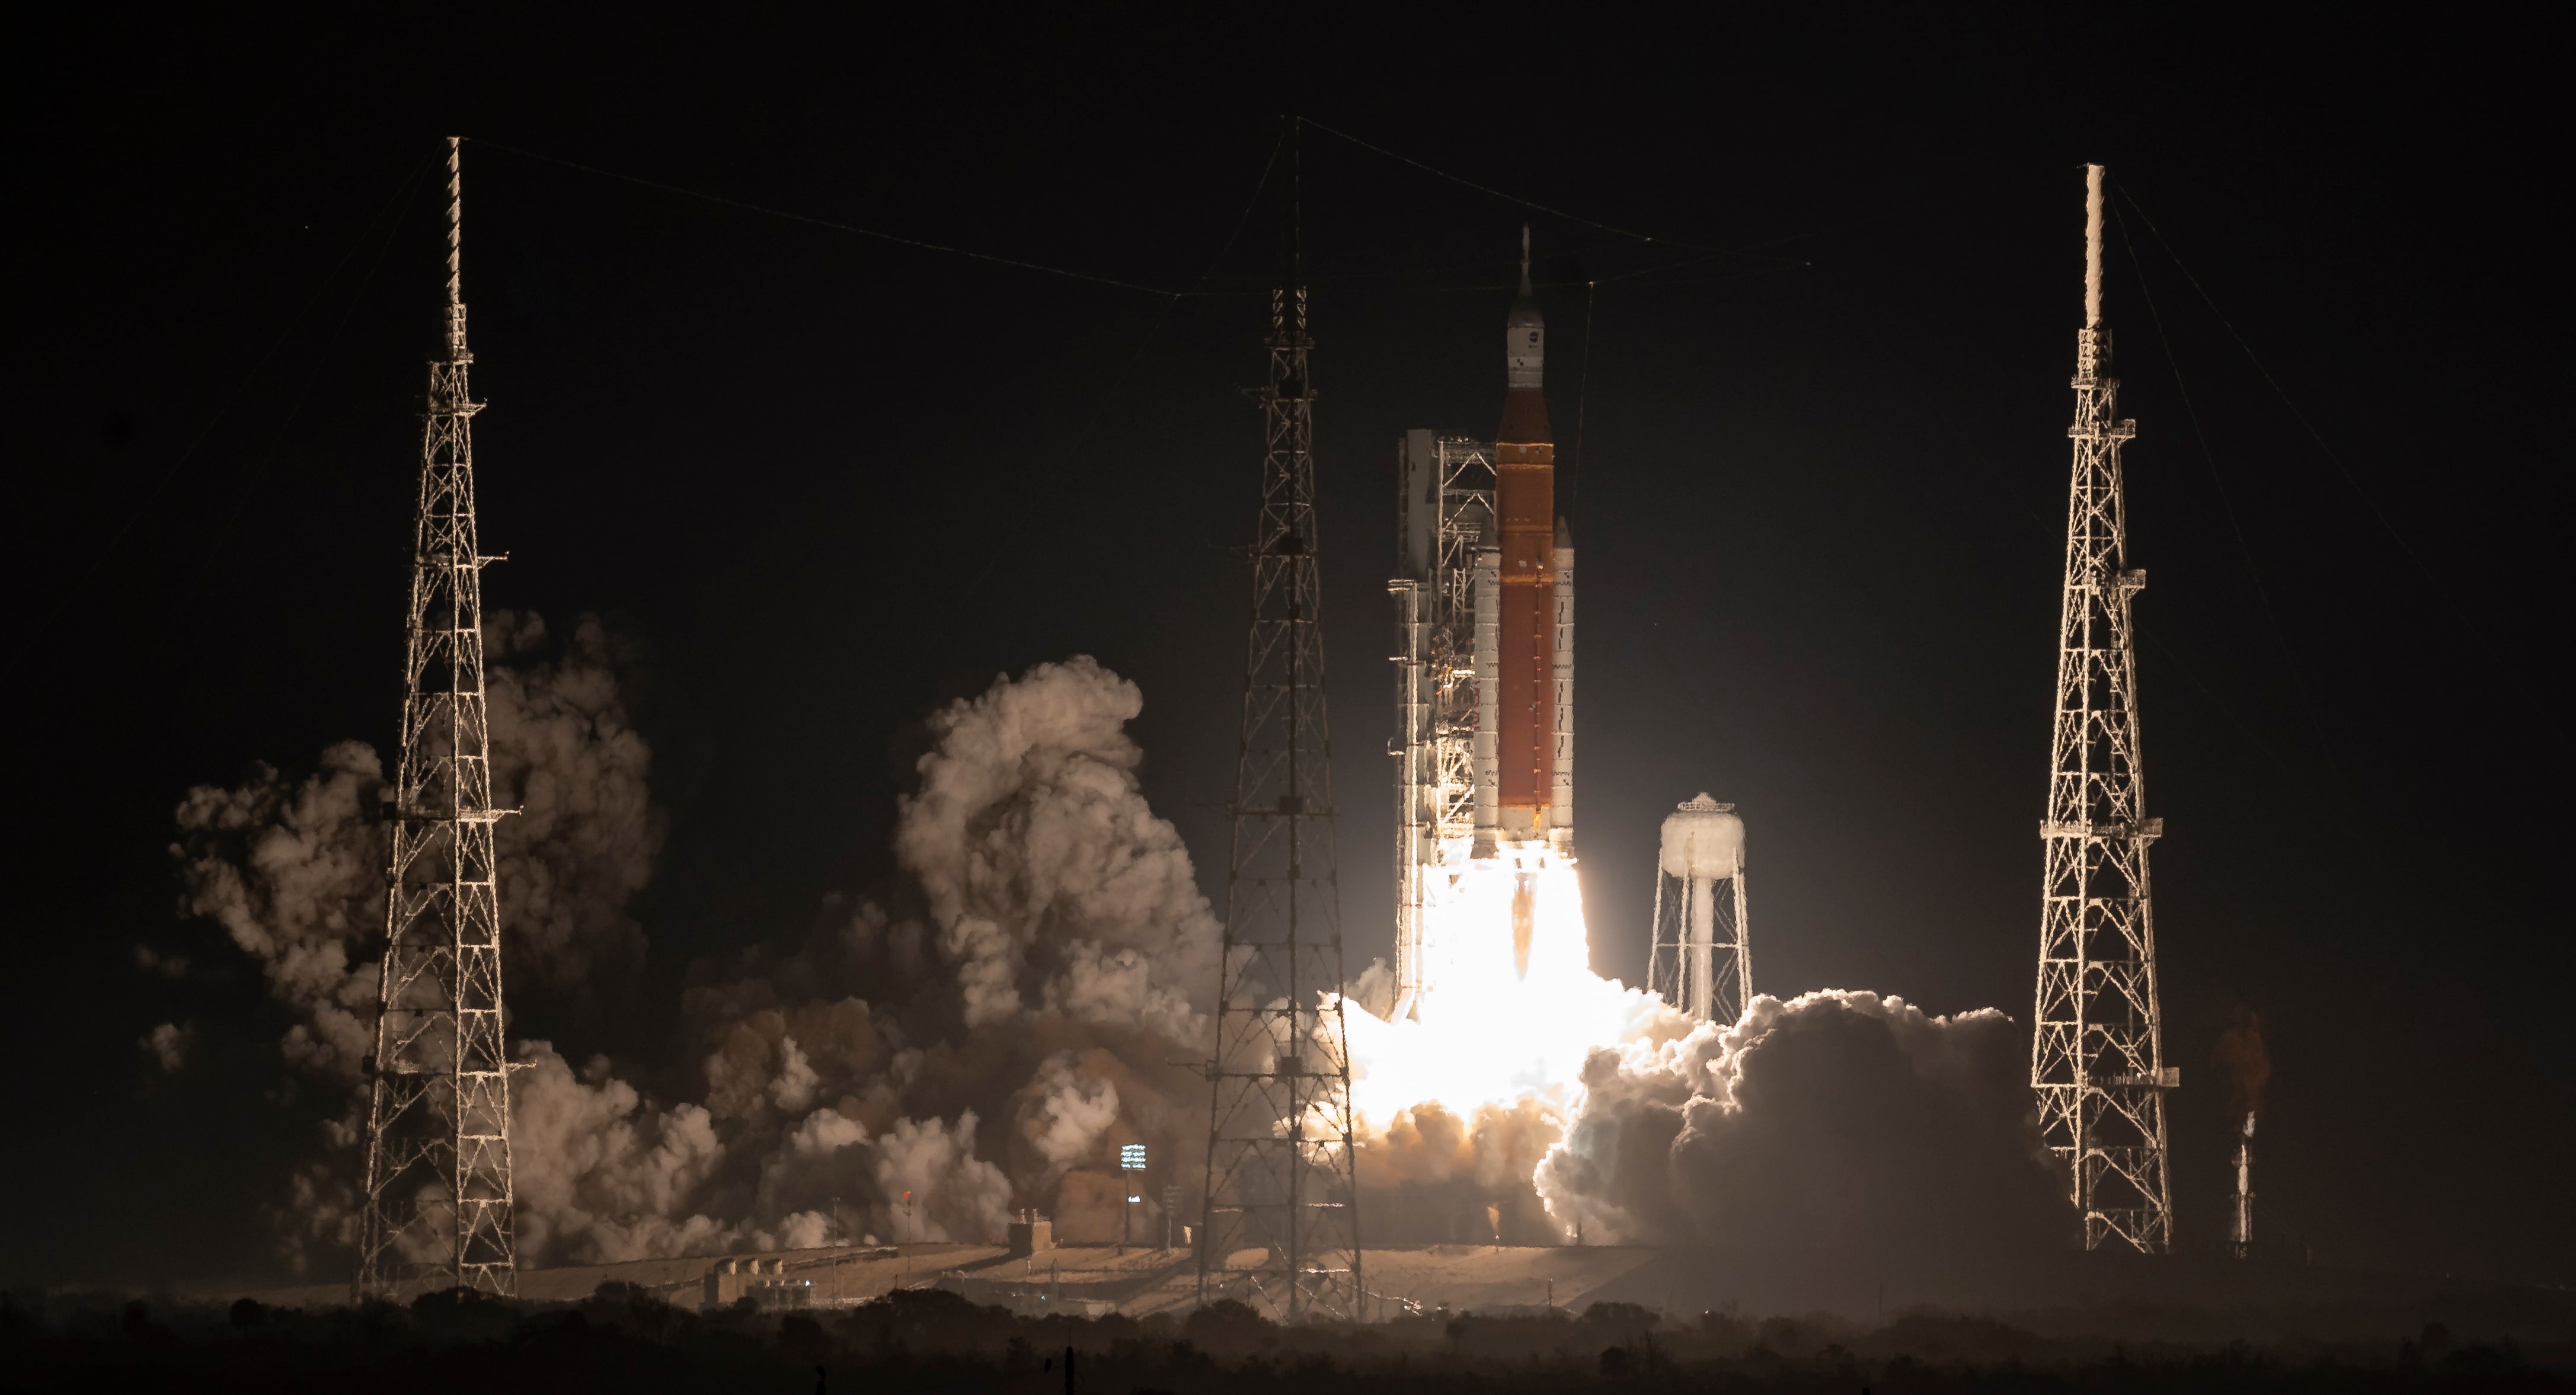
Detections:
358,137,519,1299
1198,132,1362,1321
2030,164,2174,1254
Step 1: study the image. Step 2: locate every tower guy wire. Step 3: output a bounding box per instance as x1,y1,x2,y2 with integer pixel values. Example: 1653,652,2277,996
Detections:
357,136,522,1300
1197,123,1363,1322
2029,164,2174,1255
2110,201,2337,760
2111,182,2441,591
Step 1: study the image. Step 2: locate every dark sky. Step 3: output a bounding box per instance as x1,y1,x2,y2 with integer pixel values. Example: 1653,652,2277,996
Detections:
13,12,2563,1290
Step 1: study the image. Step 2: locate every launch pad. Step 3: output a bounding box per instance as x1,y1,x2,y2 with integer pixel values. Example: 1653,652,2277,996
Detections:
222,1242,1673,1320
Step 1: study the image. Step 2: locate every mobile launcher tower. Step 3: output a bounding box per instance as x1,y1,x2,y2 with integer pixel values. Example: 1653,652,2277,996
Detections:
1386,232,1574,1022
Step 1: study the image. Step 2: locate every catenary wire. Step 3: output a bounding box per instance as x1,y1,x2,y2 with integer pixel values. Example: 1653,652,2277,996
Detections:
2113,201,2337,757
951,120,1295,616
1302,116,1763,261
468,137,1194,299
2113,181,2438,588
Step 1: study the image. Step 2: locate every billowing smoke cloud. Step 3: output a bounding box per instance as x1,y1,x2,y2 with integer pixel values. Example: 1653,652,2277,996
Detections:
171,739,388,1082
504,658,1215,1263
1358,1098,1567,1244
169,612,659,1086
174,639,2085,1298
167,614,664,1271
896,656,1215,1036
505,1044,734,1262
139,1020,196,1073
1536,990,2070,1297
176,652,1220,1271
481,613,661,988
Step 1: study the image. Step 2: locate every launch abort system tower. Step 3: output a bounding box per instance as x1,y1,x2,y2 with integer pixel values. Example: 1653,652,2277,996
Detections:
2030,163,2175,1254
358,137,520,1298
1200,142,1362,1320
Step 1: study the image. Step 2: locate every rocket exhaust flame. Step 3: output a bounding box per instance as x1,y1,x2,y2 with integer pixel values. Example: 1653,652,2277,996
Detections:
1510,874,1535,978
1343,858,1678,1141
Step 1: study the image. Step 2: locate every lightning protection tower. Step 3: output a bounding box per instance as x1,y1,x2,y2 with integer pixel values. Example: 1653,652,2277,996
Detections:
1646,795,1750,1024
1200,127,1362,1322
358,137,520,1298
2030,163,2175,1254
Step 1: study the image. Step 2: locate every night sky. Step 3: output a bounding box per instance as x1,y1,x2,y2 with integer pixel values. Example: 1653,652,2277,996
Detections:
13,12,2563,1290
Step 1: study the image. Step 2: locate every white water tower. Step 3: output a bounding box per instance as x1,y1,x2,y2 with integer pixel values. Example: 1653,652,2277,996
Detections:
1647,794,1751,1024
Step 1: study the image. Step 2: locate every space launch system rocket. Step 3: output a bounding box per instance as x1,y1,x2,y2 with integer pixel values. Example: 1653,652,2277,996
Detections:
1478,228,1575,859
1386,229,1575,1018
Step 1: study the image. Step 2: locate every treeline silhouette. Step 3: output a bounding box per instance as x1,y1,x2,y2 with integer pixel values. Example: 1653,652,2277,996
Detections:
0,1282,2561,1392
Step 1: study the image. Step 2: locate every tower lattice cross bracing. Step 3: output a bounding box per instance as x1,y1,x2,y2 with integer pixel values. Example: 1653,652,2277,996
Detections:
2030,163,2174,1255
1198,151,1361,1317
358,136,520,1299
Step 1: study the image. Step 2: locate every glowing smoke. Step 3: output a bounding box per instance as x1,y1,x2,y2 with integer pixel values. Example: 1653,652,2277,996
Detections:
2214,1004,2271,1117
1338,860,1690,1243
1345,863,1685,1127
1339,875,2070,1263
1535,990,2067,1285
175,641,2068,1283
169,613,660,1086
172,651,1210,1269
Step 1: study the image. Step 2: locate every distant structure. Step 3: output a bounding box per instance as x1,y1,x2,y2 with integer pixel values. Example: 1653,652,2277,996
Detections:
1646,796,1750,1024
2029,163,2175,1254
2229,1111,2256,1259
358,137,520,1298
1198,128,1361,1321
1386,229,1577,1019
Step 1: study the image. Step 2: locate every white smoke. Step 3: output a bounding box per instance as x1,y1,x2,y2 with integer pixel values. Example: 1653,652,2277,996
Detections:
1013,1050,1124,1178
170,612,659,1086
170,739,386,1082
1357,1096,1570,1244
176,641,2079,1287
168,613,673,1273
498,659,1221,1259
139,1020,197,1073
897,656,1217,1032
184,654,1228,1270
509,1043,734,1263
1536,990,2070,1291
482,613,660,986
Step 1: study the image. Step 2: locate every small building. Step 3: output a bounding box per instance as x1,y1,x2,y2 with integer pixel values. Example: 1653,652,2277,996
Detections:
1006,1210,1053,1258
704,1256,814,1311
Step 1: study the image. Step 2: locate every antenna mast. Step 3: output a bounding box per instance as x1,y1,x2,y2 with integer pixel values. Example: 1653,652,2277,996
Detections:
2030,163,2174,1254
1199,121,1363,1320
358,136,519,1298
